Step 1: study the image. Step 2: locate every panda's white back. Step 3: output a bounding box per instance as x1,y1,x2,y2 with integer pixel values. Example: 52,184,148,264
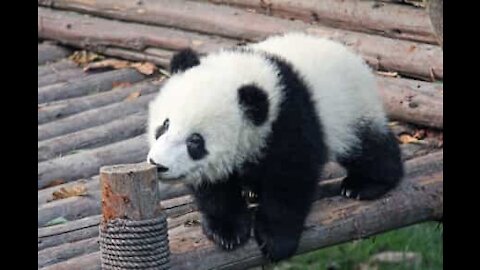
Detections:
249,33,387,159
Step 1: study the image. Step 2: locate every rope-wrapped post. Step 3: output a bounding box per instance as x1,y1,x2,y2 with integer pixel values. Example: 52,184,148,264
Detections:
99,163,170,269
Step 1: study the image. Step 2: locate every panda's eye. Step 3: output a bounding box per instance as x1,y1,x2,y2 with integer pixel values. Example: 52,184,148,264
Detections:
186,133,208,160
155,118,169,139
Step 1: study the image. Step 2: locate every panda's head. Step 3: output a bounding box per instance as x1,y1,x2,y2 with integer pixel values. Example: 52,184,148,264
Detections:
147,48,283,185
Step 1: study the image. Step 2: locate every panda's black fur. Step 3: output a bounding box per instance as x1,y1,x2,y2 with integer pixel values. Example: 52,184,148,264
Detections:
168,46,403,262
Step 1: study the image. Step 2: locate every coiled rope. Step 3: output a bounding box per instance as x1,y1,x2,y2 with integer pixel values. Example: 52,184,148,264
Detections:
99,213,170,269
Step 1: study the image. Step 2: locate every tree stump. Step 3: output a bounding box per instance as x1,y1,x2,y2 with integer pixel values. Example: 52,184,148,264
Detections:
99,163,170,269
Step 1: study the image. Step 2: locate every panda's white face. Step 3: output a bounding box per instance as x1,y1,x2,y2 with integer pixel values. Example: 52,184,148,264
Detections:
147,50,283,185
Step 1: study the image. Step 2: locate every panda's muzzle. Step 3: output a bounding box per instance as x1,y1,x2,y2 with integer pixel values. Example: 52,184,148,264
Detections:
148,158,169,173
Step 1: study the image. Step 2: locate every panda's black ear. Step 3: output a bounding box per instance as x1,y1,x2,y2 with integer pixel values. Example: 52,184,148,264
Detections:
170,48,200,74
238,84,269,126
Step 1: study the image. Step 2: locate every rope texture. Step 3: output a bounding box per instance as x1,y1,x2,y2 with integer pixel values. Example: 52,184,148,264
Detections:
99,214,170,269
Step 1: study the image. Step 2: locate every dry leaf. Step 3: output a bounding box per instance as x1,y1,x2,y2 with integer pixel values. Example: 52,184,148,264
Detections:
412,129,426,140
83,59,130,71
131,62,157,75
69,50,104,65
49,184,87,202
398,134,420,144
124,91,141,101
44,179,66,188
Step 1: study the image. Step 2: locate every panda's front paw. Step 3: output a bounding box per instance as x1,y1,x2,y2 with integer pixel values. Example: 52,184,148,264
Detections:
254,220,299,262
201,215,251,251
340,177,393,200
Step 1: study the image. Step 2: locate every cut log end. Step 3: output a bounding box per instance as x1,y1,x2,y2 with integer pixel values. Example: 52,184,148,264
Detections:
100,162,162,224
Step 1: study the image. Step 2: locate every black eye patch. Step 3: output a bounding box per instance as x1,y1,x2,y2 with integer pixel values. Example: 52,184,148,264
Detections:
238,84,269,126
186,133,208,160
155,118,169,139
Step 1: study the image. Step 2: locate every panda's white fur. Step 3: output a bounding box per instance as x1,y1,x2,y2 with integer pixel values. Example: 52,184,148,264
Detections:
250,33,387,156
147,33,387,185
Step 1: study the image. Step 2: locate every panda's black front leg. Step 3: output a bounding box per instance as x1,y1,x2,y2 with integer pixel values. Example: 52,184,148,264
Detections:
189,180,251,251
254,174,318,262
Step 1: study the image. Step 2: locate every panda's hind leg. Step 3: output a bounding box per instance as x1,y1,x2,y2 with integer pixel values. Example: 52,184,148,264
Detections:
338,124,404,200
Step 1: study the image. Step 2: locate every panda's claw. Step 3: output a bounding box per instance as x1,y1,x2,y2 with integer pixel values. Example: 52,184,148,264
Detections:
201,215,251,251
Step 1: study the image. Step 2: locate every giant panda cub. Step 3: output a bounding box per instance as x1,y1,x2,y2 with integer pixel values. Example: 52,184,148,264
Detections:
147,33,403,261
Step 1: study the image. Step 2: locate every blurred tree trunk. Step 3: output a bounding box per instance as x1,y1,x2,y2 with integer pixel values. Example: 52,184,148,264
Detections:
428,0,443,47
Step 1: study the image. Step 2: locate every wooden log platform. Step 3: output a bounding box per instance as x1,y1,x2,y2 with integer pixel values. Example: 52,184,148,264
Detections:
38,1,442,268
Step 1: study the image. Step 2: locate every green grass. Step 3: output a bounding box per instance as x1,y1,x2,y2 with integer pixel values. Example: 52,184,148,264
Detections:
273,222,442,270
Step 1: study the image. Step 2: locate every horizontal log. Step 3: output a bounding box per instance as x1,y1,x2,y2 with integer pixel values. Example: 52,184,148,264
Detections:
38,237,99,268
378,76,443,128
38,151,442,269
38,191,101,228
37,5,442,80
38,43,71,65
38,151,442,254
38,92,155,141
37,136,441,228
38,112,146,162
38,134,148,190
40,43,442,129
39,251,101,270
38,68,146,104
38,68,88,88
208,0,437,44
38,59,78,77
38,7,233,54
38,79,160,124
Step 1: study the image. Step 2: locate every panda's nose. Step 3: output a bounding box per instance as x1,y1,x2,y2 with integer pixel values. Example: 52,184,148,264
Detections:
148,158,169,173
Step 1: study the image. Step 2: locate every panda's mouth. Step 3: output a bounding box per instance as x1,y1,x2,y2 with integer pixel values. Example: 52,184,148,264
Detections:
157,174,186,183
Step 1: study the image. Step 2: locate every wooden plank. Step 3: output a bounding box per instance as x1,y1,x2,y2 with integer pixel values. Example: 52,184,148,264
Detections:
378,76,443,128
39,43,71,65
38,59,78,77
39,251,101,270
38,68,146,104
208,0,437,44
38,92,155,141
38,238,99,268
38,79,161,124
38,112,147,162
37,5,442,80
38,68,88,88
38,135,149,190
